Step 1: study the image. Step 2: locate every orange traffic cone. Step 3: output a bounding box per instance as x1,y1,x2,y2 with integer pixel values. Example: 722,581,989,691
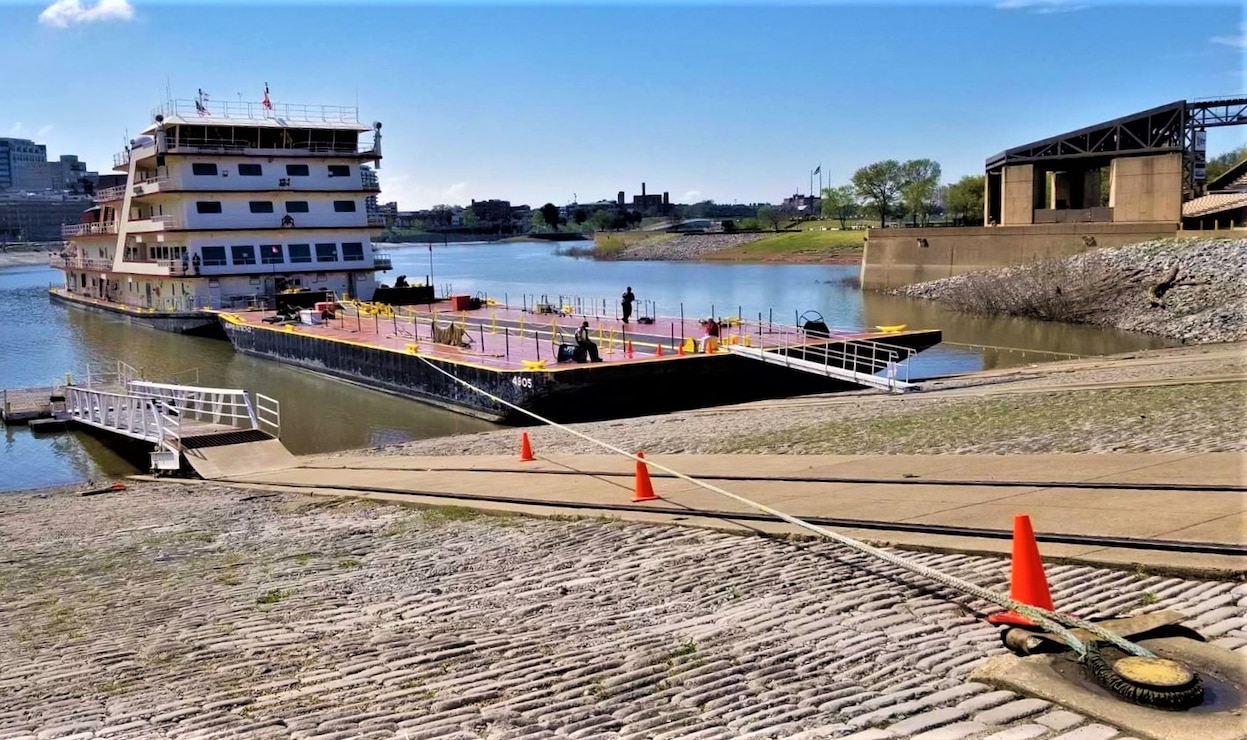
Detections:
655,344,664,357
632,451,658,502
625,341,633,358
987,514,1055,626
519,432,536,462
677,342,685,356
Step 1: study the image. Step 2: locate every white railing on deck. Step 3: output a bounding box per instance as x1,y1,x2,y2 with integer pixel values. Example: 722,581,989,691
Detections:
155,99,361,124
95,184,127,202
62,222,118,238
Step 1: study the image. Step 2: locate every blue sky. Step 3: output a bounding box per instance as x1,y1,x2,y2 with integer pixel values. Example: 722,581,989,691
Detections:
2,0,1244,210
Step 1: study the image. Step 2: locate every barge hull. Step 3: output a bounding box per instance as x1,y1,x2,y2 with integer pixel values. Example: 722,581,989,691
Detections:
221,317,941,424
49,289,223,338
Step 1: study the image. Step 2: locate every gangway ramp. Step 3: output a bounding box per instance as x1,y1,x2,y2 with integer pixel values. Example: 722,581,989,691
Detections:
726,337,916,393
63,364,291,478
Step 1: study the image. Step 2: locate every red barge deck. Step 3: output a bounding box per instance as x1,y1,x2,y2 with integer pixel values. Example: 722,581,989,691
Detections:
217,299,941,424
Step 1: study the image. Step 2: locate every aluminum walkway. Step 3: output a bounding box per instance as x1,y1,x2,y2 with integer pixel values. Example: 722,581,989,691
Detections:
726,337,916,393
62,362,290,478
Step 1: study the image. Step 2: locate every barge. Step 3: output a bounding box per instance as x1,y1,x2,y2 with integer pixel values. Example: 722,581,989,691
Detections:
49,90,389,335
218,300,941,424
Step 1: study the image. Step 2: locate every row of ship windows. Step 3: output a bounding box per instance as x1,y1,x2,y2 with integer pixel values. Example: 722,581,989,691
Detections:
190,163,351,178
194,200,357,214
200,242,366,266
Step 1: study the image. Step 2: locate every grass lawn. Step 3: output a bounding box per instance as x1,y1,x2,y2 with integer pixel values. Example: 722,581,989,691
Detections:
708,228,864,261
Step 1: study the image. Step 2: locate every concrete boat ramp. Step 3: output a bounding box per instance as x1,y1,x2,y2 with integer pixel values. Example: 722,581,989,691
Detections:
211,450,1246,575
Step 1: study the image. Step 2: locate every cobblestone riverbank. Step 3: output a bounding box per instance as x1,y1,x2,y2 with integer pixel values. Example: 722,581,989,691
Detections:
1,483,1243,739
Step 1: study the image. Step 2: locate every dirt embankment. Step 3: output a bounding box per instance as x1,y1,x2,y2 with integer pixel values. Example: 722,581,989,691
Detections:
614,233,771,260
893,237,1247,345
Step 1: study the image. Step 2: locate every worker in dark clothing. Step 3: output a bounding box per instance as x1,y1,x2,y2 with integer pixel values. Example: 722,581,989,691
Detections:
575,321,602,362
621,286,636,323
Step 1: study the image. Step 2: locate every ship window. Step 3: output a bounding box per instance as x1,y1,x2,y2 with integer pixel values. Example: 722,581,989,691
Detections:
341,242,364,261
315,243,338,262
237,163,262,176
328,165,351,178
191,163,218,176
201,246,227,266
261,244,284,264
333,200,357,212
249,201,274,213
285,201,309,213
231,245,256,265
196,201,223,214
286,164,310,176
288,244,312,263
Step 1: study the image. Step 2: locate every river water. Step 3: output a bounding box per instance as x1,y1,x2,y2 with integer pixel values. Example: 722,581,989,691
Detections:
0,240,1171,492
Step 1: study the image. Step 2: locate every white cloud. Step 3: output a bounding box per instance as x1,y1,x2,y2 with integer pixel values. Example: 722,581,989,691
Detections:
1211,23,1246,49
376,172,474,210
39,0,134,28
683,190,702,203
8,123,23,136
995,0,1087,13
36,124,54,140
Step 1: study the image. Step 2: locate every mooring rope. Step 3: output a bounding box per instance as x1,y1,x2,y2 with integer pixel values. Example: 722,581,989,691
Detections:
412,355,1154,659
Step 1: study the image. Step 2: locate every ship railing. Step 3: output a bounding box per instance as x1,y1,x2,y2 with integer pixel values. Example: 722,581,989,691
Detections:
94,184,128,202
50,254,115,271
156,99,360,124
158,135,376,156
113,150,130,169
62,221,119,238
366,215,387,227
373,253,392,270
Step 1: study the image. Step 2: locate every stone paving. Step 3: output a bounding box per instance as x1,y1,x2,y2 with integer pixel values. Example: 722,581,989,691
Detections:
1,483,1243,739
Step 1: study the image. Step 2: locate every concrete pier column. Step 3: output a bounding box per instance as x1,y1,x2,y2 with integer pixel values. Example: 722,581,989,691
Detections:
1001,165,1038,225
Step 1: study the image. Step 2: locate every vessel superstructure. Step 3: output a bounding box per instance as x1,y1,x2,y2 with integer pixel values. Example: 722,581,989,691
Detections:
50,94,388,334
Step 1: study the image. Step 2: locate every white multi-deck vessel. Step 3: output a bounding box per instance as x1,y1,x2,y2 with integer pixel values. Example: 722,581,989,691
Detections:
50,94,389,335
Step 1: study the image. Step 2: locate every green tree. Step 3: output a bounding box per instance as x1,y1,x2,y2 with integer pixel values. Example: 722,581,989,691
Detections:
573,208,588,225
851,160,905,227
540,203,560,231
588,209,614,232
459,208,479,230
530,210,548,233
945,174,985,225
900,159,941,226
820,185,859,229
757,205,782,231
1205,144,1247,183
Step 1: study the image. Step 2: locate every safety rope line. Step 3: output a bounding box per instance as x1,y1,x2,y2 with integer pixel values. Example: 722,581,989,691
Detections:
413,355,1154,659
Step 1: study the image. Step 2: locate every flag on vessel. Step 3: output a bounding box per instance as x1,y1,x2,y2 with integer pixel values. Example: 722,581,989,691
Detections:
813,165,821,175
195,88,210,116
262,83,272,111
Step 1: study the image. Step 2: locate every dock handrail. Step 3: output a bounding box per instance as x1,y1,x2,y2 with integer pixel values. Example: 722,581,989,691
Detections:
126,380,261,429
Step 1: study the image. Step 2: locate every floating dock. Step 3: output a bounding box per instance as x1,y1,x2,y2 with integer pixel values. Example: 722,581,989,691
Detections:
1,386,65,426
217,299,942,423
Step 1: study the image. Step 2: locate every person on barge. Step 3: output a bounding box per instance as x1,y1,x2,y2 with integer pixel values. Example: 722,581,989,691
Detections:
575,321,603,362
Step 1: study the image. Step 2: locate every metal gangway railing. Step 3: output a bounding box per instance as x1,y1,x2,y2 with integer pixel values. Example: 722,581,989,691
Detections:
63,361,281,470
726,332,916,393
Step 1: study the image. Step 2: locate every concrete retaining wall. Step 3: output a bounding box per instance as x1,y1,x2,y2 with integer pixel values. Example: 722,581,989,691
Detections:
860,222,1178,290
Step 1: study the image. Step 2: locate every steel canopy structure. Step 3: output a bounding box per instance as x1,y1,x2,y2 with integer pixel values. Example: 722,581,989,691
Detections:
986,97,1247,200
